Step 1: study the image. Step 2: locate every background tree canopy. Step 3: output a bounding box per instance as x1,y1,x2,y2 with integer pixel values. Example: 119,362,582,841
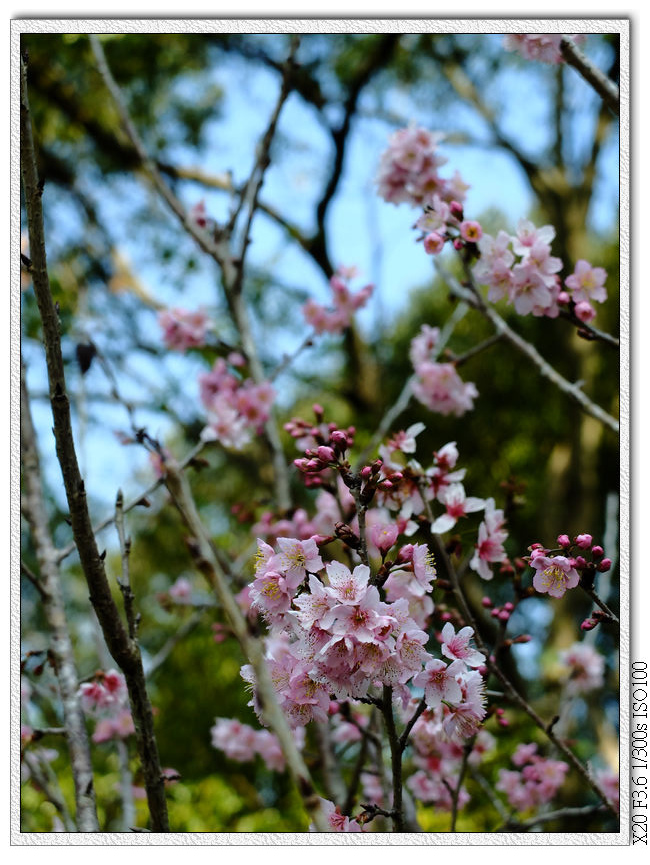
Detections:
20,30,620,832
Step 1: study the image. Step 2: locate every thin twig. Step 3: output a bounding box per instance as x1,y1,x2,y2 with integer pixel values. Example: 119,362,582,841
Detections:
580,584,620,626
428,530,617,815
496,803,609,832
20,359,99,832
162,459,332,832
115,491,138,641
89,34,292,510
435,262,619,435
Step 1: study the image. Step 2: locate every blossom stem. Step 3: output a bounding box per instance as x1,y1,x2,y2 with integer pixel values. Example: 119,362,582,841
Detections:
435,261,619,435
580,584,620,626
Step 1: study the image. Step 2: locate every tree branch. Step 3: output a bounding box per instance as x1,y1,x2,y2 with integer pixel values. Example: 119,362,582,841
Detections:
20,359,99,832
21,51,169,832
560,38,620,116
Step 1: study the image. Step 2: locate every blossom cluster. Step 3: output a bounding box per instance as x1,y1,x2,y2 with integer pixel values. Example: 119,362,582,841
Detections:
409,324,479,417
496,743,569,810
210,717,304,772
474,221,607,321
158,307,210,352
376,124,469,207
528,533,612,599
406,709,495,810
415,196,482,259
559,641,606,696
503,34,586,65
302,267,373,335
241,530,486,743
198,355,275,450
78,670,135,744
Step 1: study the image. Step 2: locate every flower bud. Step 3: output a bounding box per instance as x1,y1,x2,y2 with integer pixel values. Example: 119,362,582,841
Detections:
575,533,593,549
557,534,570,547
481,596,493,608
597,558,612,572
316,445,336,463
591,545,604,558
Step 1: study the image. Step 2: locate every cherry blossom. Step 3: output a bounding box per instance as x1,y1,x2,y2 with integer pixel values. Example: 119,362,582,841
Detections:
531,555,580,598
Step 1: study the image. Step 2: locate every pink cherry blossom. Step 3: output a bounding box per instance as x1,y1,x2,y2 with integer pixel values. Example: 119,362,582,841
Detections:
531,555,580,598
469,497,509,580
440,622,486,668
431,482,485,534
559,641,605,695
158,307,209,352
413,658,465,709
565,260,608,304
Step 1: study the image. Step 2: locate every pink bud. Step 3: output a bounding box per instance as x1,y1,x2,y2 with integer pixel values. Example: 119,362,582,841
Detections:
312,403,324,418
597,558,612,572
574,556,587,569
557,291,571,305
316,445,336,463
557,534,570,547
330,430,348,449
449,201,464,219
360,466,372,480
453,238,464,250
575,300,596,323
498,610,510,622
581,618,596,631
575,533,593,549
591,545,604,558
504,602,515,612
481,596,493,608
491,608,500,618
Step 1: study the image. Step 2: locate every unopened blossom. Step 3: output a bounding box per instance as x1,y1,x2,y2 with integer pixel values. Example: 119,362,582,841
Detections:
531,555,580,598
158,307,209,352
440,622,486,668
574,300,597,323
